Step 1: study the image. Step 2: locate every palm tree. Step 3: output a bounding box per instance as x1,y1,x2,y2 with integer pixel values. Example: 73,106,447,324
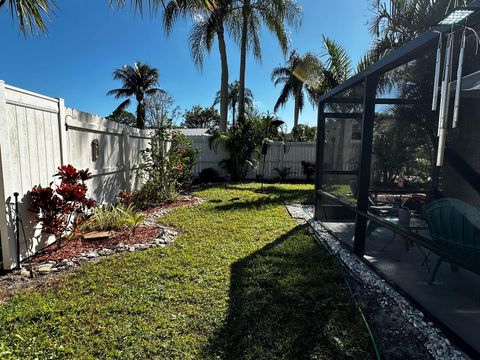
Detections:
235,0,302,124
271,50,321,130
1,0,55,33
163,0,232,132
213,80,253,127
107,62,164,129
369,0,469,59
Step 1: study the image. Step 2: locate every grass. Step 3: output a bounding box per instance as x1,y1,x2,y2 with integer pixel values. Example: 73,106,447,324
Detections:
0,183,372,359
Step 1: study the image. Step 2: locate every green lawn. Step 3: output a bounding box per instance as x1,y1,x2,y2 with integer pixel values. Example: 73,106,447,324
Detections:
0,183,372,359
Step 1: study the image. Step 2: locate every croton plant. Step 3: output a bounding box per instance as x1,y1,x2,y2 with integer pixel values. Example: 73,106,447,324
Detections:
30,165,96,246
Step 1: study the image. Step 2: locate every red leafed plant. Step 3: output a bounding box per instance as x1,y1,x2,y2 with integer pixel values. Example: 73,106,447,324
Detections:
30,165,96,247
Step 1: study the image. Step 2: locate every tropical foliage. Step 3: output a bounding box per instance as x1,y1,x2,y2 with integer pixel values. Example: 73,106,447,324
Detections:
369,0,471,59
81,204,145,234
30,165,96,246
271,50,321,130
107,62,164,129
234,0,302,123
213,80,253,127
209,120,259,180
1,0,55,33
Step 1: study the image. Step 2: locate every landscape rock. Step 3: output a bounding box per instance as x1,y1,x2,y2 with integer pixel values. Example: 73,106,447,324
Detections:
37,263,54,274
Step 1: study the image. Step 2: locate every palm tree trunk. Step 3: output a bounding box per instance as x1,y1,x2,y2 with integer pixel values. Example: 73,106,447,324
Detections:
217,27,229,133
293,93,300,129
232,103,236,128
237,0,250,125
137,101,145,129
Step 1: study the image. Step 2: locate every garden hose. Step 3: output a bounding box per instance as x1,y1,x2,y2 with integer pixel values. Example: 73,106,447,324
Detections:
311,231,382,360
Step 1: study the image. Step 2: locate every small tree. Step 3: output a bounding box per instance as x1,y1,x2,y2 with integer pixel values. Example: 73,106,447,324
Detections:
30,165,96,247
145,91,180,129
182,105,221,132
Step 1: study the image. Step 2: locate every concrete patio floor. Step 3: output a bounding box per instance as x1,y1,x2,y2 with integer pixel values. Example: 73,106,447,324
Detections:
322,221,480,354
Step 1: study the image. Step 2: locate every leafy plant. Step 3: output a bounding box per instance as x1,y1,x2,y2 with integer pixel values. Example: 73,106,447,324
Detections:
117,190,133,206
136,128,199,208
81,204,145,235
274,167,293,182
210,121,259,180
30,165,96,247
301,161,315,181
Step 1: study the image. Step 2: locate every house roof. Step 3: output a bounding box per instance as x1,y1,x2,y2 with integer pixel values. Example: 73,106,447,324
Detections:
175,128,212,136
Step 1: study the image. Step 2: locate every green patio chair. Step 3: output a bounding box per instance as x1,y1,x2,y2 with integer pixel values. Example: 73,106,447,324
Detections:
424,198,480,285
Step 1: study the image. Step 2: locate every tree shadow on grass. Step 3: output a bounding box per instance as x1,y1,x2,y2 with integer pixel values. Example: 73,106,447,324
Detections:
203,224,372,359
210,184,314,212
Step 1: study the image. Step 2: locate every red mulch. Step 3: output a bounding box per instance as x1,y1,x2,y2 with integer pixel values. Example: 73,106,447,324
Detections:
29,227,161,264
27,196,198,264
144,196,198,215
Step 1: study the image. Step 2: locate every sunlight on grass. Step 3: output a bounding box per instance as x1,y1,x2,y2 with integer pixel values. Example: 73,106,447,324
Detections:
0,183,371,359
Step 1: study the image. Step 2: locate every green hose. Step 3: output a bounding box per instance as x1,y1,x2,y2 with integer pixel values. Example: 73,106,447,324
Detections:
312,231,382,360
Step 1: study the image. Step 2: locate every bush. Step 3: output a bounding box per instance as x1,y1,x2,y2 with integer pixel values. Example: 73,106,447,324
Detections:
30,165,96,247
274,167,293,182
198,168,220,183
136,128,199,209
301,161,315,181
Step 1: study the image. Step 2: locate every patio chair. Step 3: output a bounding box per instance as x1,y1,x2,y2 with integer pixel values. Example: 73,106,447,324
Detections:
349,182,400,217
424,198,480,285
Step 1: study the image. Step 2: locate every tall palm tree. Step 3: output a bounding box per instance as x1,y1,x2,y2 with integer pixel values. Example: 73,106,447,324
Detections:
107,62,164,129
213,80,253,127
235,0,302,124
271,50,321,130
163,0,232,132
1,0,55,33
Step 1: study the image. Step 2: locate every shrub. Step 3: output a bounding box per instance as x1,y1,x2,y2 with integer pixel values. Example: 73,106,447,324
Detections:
117,190,133,206
198,168,220,183
30,165,96,247
301,161,315,181
136,128,199,209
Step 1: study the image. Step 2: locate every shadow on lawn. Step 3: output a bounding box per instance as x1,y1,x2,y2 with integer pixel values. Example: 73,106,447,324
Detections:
210,184,314,212
203,224,371,359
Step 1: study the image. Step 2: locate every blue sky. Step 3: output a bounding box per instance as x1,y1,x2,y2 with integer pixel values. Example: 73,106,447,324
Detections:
0,0,372,130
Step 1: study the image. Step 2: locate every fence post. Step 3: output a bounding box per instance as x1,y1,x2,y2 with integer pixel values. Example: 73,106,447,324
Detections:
123,128,131,191
58,98,69,165
0,81,10,269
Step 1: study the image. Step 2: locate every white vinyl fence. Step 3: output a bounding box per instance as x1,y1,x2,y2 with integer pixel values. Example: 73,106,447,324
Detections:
0,81,318,270
190,136,317,180
0,81,153,269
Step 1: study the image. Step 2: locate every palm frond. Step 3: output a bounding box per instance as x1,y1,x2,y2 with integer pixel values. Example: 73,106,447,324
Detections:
2,0,56,34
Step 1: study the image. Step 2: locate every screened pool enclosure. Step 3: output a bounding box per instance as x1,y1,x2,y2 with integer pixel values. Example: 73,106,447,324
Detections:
314,0,480,355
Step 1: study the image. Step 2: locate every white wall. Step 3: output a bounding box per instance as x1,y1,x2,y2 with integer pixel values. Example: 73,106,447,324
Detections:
0,81,152,269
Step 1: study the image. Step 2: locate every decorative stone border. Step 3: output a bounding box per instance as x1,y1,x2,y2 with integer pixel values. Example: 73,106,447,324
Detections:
15,226,179,278
286,204,466,360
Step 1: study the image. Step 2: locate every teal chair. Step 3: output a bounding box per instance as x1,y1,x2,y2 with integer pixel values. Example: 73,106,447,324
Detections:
424,198,480,285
